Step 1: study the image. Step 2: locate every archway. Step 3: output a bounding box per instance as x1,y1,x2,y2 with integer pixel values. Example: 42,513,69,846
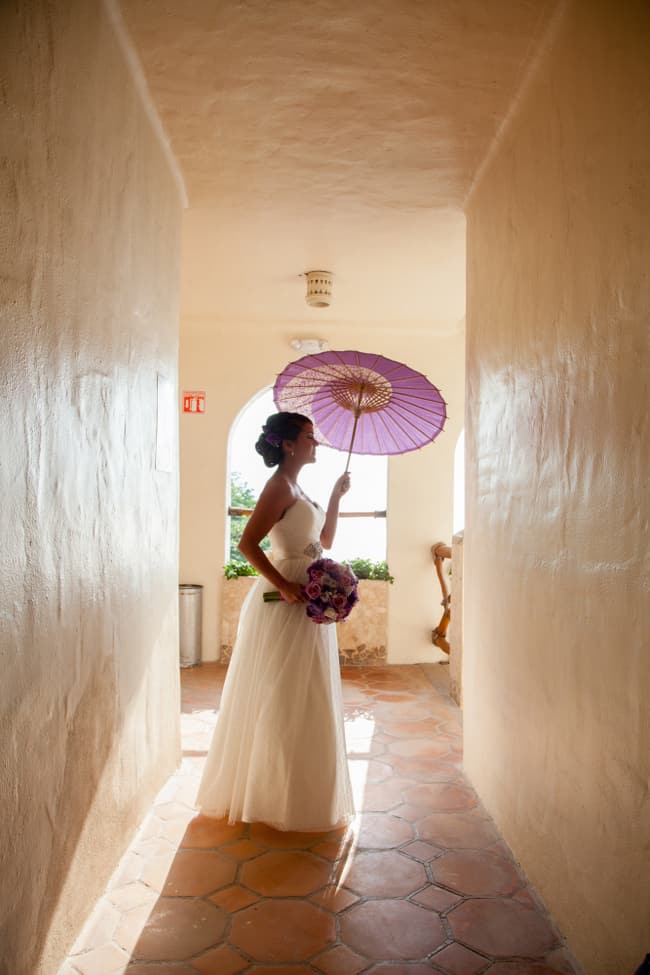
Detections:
227,387,389,565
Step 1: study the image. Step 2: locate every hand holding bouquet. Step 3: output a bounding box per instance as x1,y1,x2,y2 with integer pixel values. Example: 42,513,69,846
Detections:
263,558,359,624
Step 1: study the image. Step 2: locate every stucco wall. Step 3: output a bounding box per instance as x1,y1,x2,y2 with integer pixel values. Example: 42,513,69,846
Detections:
0,2,183,973
464,2,649,973
179,318,464,664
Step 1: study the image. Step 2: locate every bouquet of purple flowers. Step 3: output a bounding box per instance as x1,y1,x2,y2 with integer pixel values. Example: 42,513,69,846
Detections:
263,558,359,624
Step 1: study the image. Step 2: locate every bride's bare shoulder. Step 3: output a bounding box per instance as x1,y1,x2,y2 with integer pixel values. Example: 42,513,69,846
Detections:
257,472,297,513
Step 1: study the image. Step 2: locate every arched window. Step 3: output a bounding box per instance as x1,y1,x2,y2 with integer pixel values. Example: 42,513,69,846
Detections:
227,387,388,564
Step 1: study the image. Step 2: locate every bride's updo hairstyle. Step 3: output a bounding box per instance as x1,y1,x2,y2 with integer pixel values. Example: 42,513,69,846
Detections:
255,412,311,467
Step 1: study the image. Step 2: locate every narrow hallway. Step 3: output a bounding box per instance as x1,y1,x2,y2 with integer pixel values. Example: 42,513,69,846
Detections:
58,665,579,975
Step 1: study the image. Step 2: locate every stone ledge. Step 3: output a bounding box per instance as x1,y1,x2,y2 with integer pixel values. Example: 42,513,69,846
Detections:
220,577,389,665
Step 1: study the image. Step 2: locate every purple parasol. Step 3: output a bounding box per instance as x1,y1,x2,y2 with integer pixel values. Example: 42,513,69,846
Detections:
273,349,446,470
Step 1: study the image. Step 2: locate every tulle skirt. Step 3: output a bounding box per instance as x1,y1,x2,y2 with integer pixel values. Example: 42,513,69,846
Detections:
196,556,355,831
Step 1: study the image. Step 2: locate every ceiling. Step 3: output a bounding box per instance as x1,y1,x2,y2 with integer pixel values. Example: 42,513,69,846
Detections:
120,0,557,331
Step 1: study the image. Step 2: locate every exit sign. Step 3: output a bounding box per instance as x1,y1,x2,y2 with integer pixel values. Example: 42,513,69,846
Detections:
183,390,206,414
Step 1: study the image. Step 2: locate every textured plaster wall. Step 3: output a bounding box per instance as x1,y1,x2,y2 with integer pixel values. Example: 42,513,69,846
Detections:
179,317,464,664
0,2,183,972
464,2,649,972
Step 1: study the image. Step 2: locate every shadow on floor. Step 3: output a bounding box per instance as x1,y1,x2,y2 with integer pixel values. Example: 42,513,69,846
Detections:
59,664,581,975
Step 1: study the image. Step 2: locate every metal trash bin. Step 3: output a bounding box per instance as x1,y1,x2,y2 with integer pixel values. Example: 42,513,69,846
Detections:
179,584,203,668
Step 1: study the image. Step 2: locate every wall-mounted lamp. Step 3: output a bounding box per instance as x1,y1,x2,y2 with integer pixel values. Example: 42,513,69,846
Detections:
303,270,333,308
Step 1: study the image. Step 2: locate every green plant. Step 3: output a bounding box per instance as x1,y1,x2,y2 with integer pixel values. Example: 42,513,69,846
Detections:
223,557,394,582
345,558,394,583
229,472,270,563
224,561,259,579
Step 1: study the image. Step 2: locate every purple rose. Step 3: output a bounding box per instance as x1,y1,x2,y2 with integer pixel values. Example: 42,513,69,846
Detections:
302,557,360,624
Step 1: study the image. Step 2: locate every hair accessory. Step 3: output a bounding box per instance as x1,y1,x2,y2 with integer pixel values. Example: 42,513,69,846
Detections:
264,431,281,447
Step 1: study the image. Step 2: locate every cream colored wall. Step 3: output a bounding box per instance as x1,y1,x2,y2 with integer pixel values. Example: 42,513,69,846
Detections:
1,2,183,973
179,318,464,663
386,334,464,663
464,2,649,973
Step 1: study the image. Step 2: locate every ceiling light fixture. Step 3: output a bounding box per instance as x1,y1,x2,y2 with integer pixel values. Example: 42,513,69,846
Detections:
290,338,330,354
304,270,333,308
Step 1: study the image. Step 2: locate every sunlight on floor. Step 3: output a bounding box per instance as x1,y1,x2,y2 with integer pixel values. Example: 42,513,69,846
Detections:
58,664,579,975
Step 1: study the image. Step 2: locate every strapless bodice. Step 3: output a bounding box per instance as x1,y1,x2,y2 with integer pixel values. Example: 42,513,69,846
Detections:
268,497,324,562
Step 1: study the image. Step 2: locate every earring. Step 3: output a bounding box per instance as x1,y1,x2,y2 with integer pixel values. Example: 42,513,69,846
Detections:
290,450,295,457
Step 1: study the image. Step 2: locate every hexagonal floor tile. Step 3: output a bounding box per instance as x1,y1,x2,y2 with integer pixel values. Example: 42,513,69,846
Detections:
192,944,249,974
431,849,523,896
126,965,201,975
430,941,490,974
364,966,442,975
159,849,236,895
344,850,427,897
340,899,445,960
400,840,443,862
386,756,453,779
230,900,335,962
107,881,158,913
127,898,227,961
448,898,558,957
311,835,350,861
410,884,462,913
72,944,129,975
357,813,414,849
221,838,265,860
181,815,245,848
241,850,332,896
363,759,395,783
388,739,450,760
404,782,477,813
313,944,369,975
417,812,499,849
209,884,260,912
382,718,442,739
248,823,335,849
359,778,412,812
484,965,567,975
310,885,359,912
247,968,314,975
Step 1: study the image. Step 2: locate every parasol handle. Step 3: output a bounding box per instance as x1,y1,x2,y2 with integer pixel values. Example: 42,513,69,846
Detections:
344,388,364,473
344,413,360,473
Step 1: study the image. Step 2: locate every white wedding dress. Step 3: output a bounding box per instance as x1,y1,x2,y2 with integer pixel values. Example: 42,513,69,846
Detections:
196,497,355,831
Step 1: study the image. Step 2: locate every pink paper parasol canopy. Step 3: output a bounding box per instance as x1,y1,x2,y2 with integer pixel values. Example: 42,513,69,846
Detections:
273,349,447,470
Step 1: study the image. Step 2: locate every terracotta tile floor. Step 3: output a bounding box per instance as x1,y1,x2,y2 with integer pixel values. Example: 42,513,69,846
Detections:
59,664,581,975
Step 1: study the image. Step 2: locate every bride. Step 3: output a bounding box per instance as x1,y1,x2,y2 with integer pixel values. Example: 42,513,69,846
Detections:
196,411,355,831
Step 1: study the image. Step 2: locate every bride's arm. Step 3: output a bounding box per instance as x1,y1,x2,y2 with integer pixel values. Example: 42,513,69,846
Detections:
238,479,306,603
320,473,351,549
